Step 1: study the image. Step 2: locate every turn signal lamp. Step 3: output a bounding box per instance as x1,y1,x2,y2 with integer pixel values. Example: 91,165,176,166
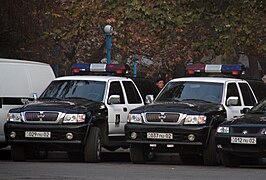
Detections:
71,63,130,75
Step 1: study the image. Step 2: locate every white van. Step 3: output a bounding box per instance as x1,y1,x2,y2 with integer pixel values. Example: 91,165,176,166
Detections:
0,58,55,148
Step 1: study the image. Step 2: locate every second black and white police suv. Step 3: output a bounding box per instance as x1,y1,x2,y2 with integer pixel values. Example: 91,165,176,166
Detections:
125,64,265,166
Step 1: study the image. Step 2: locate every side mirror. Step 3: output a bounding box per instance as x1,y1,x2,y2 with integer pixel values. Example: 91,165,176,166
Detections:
33,93,38,101
21,98,29,105
145,94,154,104
108,95,120,104
226,96,239,106
241,108,250,114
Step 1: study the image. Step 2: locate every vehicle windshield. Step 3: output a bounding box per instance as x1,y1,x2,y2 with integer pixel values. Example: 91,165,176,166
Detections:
40,80,106,102
250,98,266,113
156,81,223,104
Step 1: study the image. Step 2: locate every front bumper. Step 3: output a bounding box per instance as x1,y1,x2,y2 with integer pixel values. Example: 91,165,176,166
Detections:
4,122,89,151
125,123,210,153
216,134,266,157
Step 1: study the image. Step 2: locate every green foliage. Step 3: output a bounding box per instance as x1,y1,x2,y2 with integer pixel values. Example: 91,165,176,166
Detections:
3,0,264,75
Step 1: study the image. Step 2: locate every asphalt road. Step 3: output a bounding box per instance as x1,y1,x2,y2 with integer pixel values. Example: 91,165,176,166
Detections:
1,149,266,180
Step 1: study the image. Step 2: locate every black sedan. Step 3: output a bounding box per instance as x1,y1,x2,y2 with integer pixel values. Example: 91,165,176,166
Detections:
216,98,266,167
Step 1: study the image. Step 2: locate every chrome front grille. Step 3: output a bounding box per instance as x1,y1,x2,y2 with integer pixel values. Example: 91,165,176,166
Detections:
144,112,182,124
24,111,60,122
146,113,161,122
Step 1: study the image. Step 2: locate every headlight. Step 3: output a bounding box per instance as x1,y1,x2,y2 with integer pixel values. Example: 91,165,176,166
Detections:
217,126,229,133
261,129,266,135
63,114,85,123
127,114,142,123
7,113,22,122
184,115,206,125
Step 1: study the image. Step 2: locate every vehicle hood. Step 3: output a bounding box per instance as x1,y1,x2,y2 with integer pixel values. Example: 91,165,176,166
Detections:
10,99,103,113
130,100,222,114
223,114,266,125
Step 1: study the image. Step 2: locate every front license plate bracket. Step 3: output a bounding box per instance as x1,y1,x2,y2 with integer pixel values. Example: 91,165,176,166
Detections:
147,132,173,140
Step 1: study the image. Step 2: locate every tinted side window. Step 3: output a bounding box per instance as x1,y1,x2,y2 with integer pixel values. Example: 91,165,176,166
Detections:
239,83,256,106
247,80,266,102
122,81,142,104
131,78,157,99
226,83,241,106
108,81,125,104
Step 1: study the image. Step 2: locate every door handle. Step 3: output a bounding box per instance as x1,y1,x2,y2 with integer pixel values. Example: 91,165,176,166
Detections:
123,107,127,112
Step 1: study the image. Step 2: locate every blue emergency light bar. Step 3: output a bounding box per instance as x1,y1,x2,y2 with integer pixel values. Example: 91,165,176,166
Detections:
71,63,130,75
186,64,245,76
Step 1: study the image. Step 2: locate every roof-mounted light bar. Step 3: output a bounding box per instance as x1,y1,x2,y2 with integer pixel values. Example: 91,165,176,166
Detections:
186,64,245,76
71,63,130,75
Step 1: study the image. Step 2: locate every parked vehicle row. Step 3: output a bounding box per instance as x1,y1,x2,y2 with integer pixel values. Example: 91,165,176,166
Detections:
2,62,266,168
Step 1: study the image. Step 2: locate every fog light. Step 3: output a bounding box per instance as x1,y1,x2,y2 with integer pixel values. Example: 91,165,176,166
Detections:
130,132,137,139
10,131,16,139
66,133,73,140
188,134,195,141
167,144,174,148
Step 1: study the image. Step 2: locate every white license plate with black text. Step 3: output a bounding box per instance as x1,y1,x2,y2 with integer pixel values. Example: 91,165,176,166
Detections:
231,137,256,144
147,132,173,140
25,131,51,138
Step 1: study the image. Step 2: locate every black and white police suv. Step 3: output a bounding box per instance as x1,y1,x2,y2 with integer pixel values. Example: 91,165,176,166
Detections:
216,98,266,167
4,63,157,162
125,64,265,166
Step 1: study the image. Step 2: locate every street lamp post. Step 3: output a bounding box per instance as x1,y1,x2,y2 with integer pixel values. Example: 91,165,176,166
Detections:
104,25,113,64
133,55,139,77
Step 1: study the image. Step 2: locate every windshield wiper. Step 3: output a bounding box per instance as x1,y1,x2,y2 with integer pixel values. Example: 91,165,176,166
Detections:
156,98,174,102
39,97,62,100
64,97,95,102
182,99,212,103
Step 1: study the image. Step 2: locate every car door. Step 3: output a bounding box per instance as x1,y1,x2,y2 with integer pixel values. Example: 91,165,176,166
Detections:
106,80,128,135
224,82,244,120
122,80,143,115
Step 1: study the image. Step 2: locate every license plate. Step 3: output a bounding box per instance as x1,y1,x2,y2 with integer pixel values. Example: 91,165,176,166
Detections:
231,137,256,144
25,131,51,138
147,132,173,140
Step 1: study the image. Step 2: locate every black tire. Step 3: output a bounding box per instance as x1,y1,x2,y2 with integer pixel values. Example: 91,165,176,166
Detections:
11,145,26,162
130,144,146,164
203,129,220,166
84,127,101,163
220,152,240,167
179,153,203,165
68,151,84,162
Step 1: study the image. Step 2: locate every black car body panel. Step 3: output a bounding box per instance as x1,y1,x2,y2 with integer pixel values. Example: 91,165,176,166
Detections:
12,99,104,114
131,101,222,115
4,99,107,151
5,122,88,151
216,99,266,158
125,123,209,145
216,115,266,157
125,101,226,154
